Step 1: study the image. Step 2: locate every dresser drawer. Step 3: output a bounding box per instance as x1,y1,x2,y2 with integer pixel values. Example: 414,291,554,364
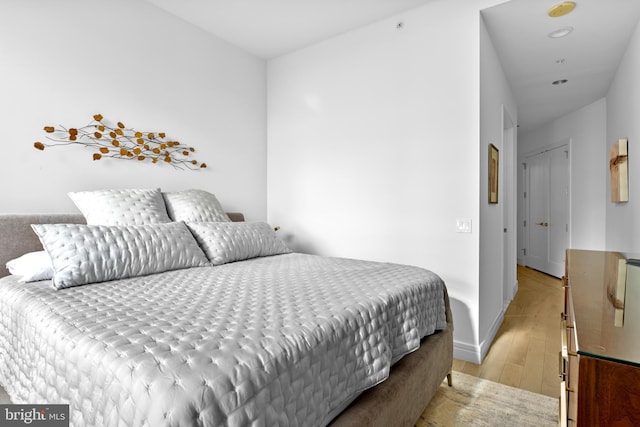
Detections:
560,283,578,425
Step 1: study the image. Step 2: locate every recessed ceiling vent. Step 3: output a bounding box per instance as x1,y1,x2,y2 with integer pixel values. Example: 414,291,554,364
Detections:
548,26,574,38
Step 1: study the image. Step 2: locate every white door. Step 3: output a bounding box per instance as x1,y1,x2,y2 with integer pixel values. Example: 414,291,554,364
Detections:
548,147,569,276
525,145,569,278
527,152,549,273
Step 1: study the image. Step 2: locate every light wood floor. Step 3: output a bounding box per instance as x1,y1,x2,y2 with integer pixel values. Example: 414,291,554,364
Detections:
453,265,563,398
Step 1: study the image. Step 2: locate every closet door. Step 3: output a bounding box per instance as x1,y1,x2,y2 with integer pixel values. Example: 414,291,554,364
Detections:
525,145,568,278
527,151,550,273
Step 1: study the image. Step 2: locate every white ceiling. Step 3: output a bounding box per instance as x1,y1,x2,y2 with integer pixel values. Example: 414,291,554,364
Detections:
145,0,433,59
482,0,640,134
145,0,640,135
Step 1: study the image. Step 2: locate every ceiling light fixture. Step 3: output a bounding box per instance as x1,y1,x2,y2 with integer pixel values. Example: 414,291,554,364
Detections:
548,1,576,18
548,26,574,38
552,79,568,85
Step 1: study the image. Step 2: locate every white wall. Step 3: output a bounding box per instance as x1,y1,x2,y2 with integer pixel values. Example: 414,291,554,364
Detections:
0,0,267,220
518,99,607,251
268,0,508,362
479,15,518,358
606,19,640,253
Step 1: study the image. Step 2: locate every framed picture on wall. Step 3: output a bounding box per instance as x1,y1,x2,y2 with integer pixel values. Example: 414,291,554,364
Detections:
489,143,499,204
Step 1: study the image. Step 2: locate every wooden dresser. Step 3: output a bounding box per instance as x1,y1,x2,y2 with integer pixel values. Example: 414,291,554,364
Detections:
561,249,640,426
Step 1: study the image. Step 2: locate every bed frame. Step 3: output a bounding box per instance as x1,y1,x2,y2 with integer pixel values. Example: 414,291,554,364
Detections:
0,213,453,427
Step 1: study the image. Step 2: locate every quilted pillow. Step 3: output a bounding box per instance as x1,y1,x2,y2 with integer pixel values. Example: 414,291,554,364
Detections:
187,222,291,265
163,189,230,222
6,251,53,283
31,222,210,289
68,188,172,225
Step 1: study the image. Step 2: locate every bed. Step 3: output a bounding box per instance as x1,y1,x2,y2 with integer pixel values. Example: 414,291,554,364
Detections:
0,190,453,427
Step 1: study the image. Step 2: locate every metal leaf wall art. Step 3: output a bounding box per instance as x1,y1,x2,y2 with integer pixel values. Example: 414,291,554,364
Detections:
34,114,207,170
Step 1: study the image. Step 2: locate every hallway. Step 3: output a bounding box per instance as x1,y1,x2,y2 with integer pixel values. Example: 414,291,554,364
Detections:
453,265,563,398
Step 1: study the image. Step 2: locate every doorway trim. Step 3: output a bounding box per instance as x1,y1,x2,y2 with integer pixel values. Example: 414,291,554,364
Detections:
502,105,517,308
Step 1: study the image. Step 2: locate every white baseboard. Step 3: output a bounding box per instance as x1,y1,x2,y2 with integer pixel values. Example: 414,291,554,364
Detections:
453,340,481,364
479,309,505,361
453,308,506,364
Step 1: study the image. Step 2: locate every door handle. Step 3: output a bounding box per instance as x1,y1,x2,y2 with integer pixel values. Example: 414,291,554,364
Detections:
535,222,549,227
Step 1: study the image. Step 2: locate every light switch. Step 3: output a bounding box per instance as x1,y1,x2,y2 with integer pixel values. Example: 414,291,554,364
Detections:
456,218,472,233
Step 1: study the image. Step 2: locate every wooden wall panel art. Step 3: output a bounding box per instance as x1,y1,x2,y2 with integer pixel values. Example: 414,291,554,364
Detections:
609,138,628,203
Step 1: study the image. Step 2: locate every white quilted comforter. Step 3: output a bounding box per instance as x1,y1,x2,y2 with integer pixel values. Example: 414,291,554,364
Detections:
0,253,446,427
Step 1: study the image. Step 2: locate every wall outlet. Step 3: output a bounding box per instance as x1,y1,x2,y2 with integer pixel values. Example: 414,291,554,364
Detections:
456,218,472,233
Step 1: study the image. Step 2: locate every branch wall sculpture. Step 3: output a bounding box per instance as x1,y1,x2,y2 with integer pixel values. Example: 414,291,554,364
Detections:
34,114,207,170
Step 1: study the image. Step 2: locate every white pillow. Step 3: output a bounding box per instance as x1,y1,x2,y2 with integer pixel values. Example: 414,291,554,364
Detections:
68,188,171,225
187,222,291,266
32,222,210,289
163,189,230,223
6,251,53,283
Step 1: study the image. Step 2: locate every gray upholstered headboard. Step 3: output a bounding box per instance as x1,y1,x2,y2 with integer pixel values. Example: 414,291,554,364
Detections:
0,212,245,278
